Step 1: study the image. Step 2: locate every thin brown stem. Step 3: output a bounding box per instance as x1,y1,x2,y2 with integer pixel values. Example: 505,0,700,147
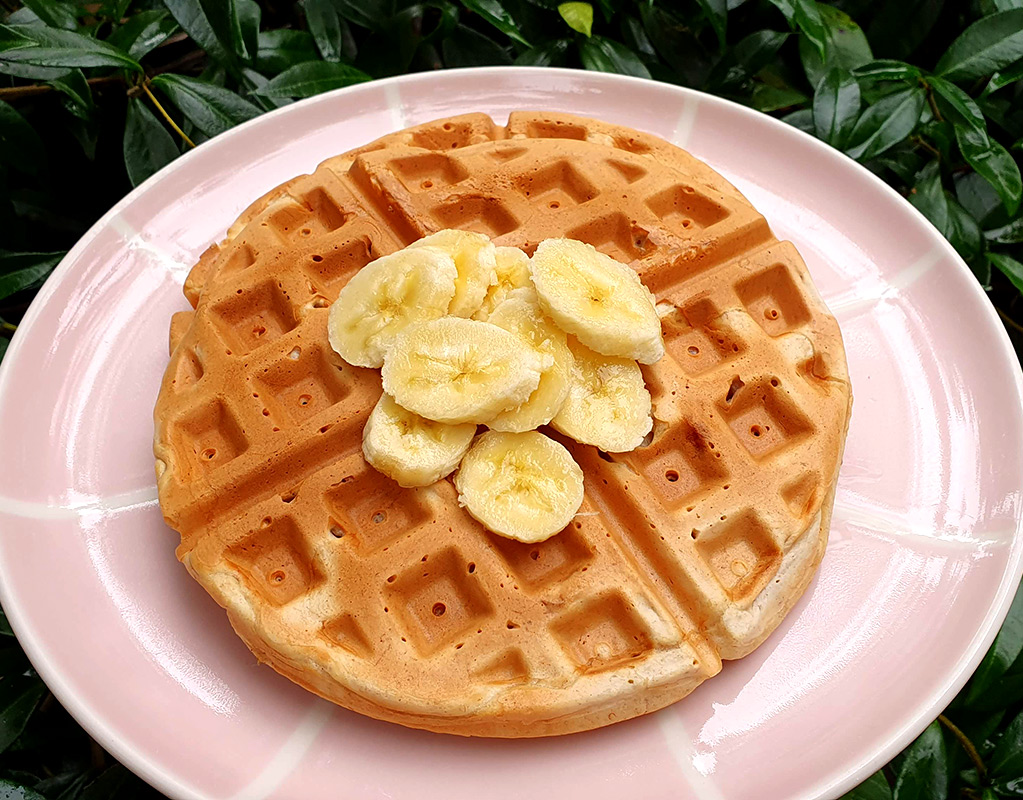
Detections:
927,88,944,123
0,321,16,334
0,73,124,100
912,135,942,159
938,714,987,782
142,82,195,148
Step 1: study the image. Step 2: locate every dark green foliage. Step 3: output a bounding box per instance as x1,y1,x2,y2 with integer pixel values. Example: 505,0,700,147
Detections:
0,1,1021,797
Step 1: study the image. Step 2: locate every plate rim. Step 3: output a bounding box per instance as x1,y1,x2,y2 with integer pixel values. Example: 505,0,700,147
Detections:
0,65,1021,800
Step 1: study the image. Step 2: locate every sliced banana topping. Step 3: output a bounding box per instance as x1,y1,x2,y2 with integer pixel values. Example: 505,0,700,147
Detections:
410,229,497,318
485,294,572,433
362,394,476,488
551,338,653,453
475,245,533,321
455,430,584,543
530,238,664,364
382,317,547,425
327,246,457,368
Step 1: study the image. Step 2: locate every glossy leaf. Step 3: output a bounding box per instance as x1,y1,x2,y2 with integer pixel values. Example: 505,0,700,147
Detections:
853,59,920,82
782,107,815,134
558,2,593,37
792,0,827,60
107,10,179,61
735,30,789,75
697,0,727,50
47,69,93,113
0,100,44,176
238,0,259,63
151,74,261,137
515,38,570,67
0,677,47,753
0,252,63,299
0,26,142,71
752,83,808,112
985,57,1023,94
840,770,893,800
800,5,873,89
461,0,530,47
990,252,1023,294
19,0,77,31
255,29,319,73
200,0,249,61
162,0,231,64
936,10,1023,83
333,0,389,30
991,706,1023,781
968,581,1023,705
892,721,948,800
814,68,861,149
846,87,926,160
580,35,652,78
911,161,950,232
986,216,1023,244
304,0,343,61
956,171,1004,226
123,98,178,188
253,60,371,97
930,76,986,132
948,193,986,269
956,124,1023,216
441,23,511,67
0,781,47,800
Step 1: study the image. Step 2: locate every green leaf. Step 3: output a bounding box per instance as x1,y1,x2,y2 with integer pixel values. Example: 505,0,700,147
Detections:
238,0,260,62
852,59,920,81
956,171,1004,226
989,252,1023,294
814,68,861,149
333,0,389,30
47,69,93,113
892,721,948,800
514,38,570,67
991,707,1023,780
162,0,231,64
255,30,318,74
956,124,1023,216
929,76,986,132
846,87,926,161
107,10,178,61
985,58,1023,95
840,770,893,800
441,23,512,67
800,5,872,88
936,10,1023,83
558,2,593,37
782,107,815,134
0,339,8,363
948,194,986,270
200,0,250,61
579,35,651,78
0,26,142,71
0,610,14,637
793,0,827,60
734,30,789,75
151,74,261,137
123,98,178,188
0,252,63,299
460,0,530,47
304,0,343,61
0,780,48,800
0,677,47,753
19,0,76,31
911,161,950,232
986,216,1023,243
696,0,727,50
253,60,371,97
751,83,808,112
0,100,44,176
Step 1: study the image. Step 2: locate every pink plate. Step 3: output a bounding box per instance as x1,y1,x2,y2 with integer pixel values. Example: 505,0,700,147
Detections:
0,68,1021,800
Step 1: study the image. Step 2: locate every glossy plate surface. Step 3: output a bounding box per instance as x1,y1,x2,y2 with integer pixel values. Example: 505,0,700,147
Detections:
0,68,1020,800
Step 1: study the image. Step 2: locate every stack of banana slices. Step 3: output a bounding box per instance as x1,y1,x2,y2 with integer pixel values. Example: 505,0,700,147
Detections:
327,230,665,545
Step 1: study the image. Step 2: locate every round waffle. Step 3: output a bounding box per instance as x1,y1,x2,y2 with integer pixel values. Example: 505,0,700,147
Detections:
154,111,851,737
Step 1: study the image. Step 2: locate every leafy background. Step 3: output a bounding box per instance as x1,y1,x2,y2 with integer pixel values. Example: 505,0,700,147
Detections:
0,0,1022,797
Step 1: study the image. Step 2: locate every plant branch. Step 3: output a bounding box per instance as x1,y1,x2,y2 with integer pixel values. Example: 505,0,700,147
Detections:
0,321,16,334
912,135,942,159
938,714,987,782
0,73,124,100
142,82,195,148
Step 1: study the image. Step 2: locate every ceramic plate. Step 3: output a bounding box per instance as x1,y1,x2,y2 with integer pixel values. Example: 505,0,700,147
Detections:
0,68,1021,800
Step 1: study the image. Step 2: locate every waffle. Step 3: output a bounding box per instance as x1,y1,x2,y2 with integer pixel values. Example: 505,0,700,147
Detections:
154,112,851,737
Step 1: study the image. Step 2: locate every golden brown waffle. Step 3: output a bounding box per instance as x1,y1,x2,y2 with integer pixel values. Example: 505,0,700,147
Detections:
154,112,851,736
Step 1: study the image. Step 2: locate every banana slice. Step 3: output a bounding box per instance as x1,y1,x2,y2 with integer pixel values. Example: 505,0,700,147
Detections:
530,238,665,364
327,246,457,368
485,294,572,432
551,338,652,452
475,246,532,321
455,430,584,543
362,394,476,487
410,229,497,318
382,317,547,425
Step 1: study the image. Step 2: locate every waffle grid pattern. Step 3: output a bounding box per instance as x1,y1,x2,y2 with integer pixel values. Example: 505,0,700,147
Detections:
154,112,851,736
